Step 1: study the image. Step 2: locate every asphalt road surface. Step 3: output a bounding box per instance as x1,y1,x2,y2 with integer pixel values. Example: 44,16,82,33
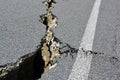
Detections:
0,0,46,65
0,0,120,80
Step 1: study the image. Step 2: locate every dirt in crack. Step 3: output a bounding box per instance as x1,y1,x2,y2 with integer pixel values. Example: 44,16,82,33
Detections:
0,0,114,80
0,0,78,80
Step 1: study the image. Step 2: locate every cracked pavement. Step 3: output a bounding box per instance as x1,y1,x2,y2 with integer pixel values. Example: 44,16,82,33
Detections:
0,0,120,80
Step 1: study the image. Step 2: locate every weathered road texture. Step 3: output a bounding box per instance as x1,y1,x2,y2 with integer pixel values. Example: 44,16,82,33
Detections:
88,0,120,79
0,0,46,65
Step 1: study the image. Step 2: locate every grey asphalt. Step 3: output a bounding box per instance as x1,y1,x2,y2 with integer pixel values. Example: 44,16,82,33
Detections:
41,0,120,80
0,0,46,65
0,0,120,80
40,0,95,80
88,0,120,79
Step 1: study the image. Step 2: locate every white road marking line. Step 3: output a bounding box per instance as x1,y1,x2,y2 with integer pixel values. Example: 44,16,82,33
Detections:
68,0,102,80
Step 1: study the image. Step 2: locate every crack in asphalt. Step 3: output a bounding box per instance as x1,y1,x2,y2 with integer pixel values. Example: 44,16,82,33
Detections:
0,0,120,80
0,0,78,80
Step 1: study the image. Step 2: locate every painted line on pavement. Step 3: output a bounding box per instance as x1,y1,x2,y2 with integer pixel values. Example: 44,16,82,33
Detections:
68,0,102,80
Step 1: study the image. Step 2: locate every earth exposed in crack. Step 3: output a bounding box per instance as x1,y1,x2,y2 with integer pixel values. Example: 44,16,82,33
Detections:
0,37,79,80
0,0,79,79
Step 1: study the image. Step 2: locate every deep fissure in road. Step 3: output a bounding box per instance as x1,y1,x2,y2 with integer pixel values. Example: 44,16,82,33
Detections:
0,0,120,80
0,0,78,80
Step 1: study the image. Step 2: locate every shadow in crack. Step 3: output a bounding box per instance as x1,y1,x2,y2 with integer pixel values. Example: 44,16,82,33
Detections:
0,37,78,80
33,48,45,80
0,47,45,80
0,0,80,79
